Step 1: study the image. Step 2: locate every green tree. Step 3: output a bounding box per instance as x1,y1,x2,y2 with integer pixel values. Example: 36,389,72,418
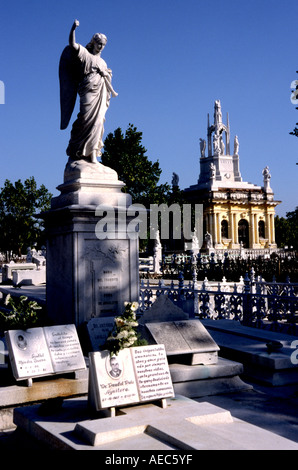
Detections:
0,177,52,257
275,207,298,250
101,124,171,206
102,124,191,251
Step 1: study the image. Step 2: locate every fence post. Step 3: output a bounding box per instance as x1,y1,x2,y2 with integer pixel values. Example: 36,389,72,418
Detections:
242,272,253,326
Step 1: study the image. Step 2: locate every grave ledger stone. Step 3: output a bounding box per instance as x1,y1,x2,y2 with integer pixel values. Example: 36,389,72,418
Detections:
139,295,219,365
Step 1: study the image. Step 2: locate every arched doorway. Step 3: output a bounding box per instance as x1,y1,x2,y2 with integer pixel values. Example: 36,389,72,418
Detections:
258,220,265,239
221,219,229,239
238,219,249,248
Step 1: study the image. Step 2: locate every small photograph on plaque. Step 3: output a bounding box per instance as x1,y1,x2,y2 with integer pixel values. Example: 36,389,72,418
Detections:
106,354,124,379
5,324,86,381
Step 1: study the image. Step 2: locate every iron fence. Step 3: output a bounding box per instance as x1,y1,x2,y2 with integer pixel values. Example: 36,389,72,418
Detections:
144,251,298,283
139,271,298,335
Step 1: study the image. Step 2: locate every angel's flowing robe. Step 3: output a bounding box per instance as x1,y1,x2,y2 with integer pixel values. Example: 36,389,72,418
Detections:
66,45,114,159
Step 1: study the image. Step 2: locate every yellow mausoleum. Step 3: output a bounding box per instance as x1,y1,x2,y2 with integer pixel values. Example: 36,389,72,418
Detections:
184,100,280,251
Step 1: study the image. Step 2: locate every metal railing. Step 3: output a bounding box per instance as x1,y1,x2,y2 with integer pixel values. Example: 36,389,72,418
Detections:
139,271,298,335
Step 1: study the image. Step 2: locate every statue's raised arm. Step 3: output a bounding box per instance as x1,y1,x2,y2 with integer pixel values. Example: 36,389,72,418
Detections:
59,20,118,164
69,19,80,50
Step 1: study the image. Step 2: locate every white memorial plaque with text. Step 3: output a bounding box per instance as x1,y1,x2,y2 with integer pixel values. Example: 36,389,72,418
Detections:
5,327,53,379
5,324,86,381
89,349,139,409
131,345,174,402
88,344,174,411
43,324,86,373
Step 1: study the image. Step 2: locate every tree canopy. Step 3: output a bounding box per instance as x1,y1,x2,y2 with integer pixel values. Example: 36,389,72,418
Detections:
101,124,188,251
101,124,172,206
0,177,52,256
275,207,298,250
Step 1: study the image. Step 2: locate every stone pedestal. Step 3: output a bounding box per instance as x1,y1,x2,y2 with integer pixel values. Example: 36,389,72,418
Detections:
41,159,139,327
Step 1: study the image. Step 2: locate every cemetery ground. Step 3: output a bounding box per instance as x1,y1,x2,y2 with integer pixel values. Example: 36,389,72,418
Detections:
0,282,298,450
0,378,297,450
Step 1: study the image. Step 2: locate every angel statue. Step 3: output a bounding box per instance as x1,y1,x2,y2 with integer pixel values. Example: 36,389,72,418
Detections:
59,20,118,163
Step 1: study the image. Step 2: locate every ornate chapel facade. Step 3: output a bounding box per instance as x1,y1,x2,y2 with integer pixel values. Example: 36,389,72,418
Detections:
184,100,280,251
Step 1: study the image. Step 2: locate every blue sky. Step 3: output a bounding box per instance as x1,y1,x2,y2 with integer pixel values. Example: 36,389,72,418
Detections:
0,0,297,216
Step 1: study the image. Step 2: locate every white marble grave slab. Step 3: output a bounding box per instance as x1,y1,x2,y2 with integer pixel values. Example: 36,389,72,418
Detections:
43,324,86,373
88,345,174,411
145,320,219,355
131,345,174,402
5,324,86,380
5,327,53,379
89,349,139,409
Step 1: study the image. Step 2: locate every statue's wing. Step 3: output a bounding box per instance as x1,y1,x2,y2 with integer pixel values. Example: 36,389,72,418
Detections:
59,46,82,130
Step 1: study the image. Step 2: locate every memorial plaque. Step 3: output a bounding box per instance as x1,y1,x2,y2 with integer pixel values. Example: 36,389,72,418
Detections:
86,317,115,351
88,344,174,411
89,349,139,409
145,323,188,354
5,327,53,379
5,324,86,381
145,321,219,354
132,345,174,402
97,268,120,315
174,321,219,351
83,239,136,320
43,324,86,373
144,320,219,365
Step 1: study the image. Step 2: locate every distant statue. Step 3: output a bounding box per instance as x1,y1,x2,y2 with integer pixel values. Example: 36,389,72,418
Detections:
26,247,32,263
262,165,272,192
205,232,213,249
234,135,239,155
262,165,271,182
220,135,225,155
191,228,200,252
209,162,216,179
59,20,118,163
213,132,220,156
172,172,179,187
214,100,222,127
199,138,206,158
153,229,162,274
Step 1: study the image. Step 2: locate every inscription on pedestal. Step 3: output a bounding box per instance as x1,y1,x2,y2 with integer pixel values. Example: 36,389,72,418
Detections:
97,269,119,315
85,240,133,319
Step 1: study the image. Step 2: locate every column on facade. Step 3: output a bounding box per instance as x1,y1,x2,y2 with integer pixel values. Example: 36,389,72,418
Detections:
211,212,217,245
233,213,239,244
254,213,259,245
209,211,216,245
216,212,221,245
265,211,271,244
270,213,275,244
205,213,209,233
249,212,254,248
228,210,234,244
